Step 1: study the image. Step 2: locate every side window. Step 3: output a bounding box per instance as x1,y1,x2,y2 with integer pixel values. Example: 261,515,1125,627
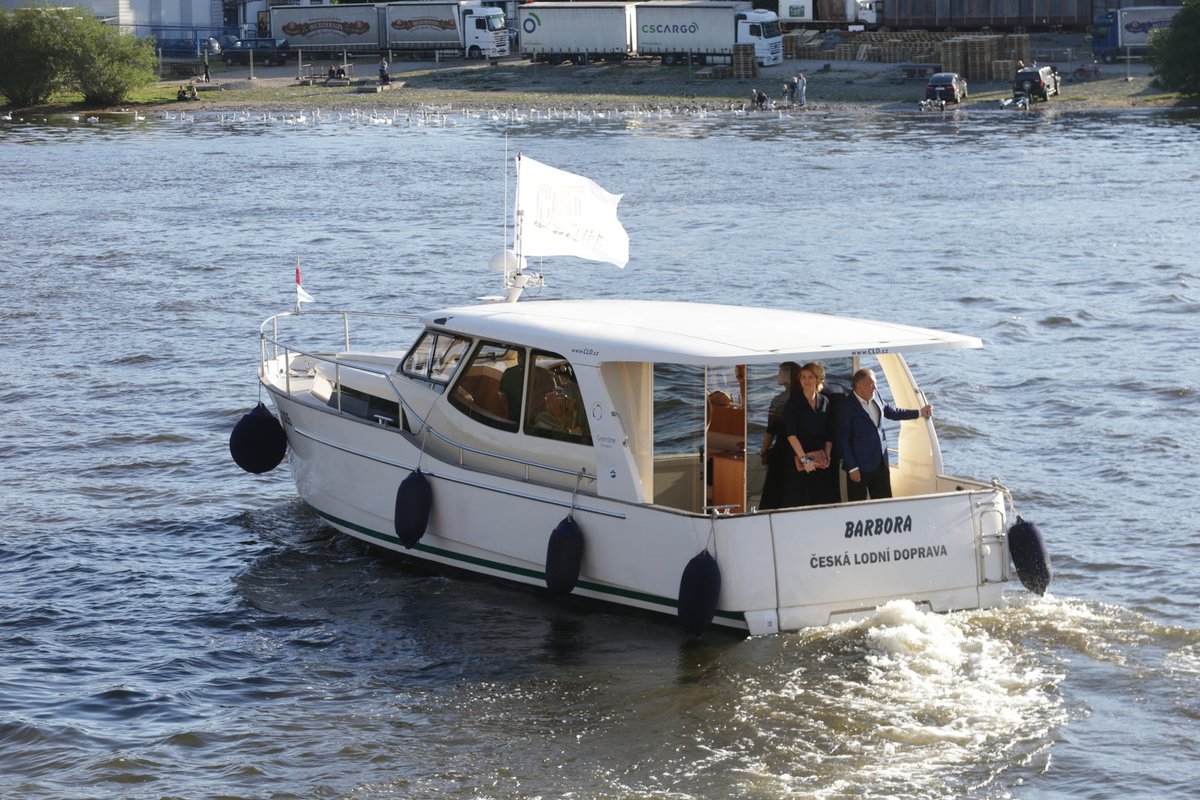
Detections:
430,334,470,384
749,23,761,37
402,331,470,386
401,332,435,378
449,341,524,432
475,18,486,29
524,351,592,446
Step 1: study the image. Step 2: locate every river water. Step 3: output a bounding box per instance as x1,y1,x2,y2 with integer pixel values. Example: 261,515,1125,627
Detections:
2,104,1198,799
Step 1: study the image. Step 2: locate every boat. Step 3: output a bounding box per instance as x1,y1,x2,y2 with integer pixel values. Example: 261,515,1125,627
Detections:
232,156,1051,636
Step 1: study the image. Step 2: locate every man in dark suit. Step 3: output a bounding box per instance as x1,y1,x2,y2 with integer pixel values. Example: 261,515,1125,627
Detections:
837,368,933,502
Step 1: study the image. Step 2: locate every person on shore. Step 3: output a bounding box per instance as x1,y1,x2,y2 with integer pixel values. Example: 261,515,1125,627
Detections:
751,88,766,111
757,362,799,511
790,74,800,104
796,73,807,107
188,83,198,100
176,85,187,101
202,63,210,83
784,362,836,507
379,56,390,86
837,367,932,502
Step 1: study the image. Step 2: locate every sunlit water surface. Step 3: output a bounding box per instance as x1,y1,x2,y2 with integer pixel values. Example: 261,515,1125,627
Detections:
1,105,1198,799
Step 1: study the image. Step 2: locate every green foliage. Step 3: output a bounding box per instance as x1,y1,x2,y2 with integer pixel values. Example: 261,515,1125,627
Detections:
0,8,74,108
0,6,157,109
1150,0,1200,97
69,17,158,105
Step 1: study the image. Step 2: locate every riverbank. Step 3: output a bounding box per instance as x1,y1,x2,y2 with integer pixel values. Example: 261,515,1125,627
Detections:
5,51,1192,119
145,55,1187,115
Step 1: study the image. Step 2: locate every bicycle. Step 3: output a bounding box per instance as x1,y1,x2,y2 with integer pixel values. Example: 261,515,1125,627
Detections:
1072,62,1102,81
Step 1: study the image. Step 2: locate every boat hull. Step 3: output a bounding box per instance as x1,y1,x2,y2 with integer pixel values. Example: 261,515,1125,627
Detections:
269,387,1012,635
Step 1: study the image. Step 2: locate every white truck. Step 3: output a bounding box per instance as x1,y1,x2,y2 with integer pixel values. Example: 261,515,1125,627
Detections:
1091,5,1181,63
270,1,509,60
519,1,783,67
777,0,877,30
385,1,509,59
635,2,783,66
518,2,636,65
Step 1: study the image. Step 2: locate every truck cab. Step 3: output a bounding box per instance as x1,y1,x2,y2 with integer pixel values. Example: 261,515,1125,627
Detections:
462,6,511,58
739,9,783,66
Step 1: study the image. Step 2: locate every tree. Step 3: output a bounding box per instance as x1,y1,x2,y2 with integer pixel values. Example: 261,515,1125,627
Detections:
68,16,157,106
0,7,156,109
0,8,74,108
1150,0,1200,97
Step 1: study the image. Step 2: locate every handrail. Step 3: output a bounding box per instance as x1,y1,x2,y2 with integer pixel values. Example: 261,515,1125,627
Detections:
258,310,599,485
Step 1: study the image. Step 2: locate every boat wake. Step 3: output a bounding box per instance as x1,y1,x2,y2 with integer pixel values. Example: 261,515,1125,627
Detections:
715,599,1070,798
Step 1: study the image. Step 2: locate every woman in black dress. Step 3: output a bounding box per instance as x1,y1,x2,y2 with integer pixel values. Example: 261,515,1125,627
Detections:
783,362,838,507
757,362,799,510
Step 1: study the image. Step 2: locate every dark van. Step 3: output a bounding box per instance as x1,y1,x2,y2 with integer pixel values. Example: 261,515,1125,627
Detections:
222,38,292,66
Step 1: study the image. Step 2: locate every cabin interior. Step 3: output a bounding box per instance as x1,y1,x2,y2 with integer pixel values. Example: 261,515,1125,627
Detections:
306,326,946,514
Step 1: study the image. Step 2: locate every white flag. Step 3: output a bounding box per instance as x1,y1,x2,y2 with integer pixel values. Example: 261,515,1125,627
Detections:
517,155,629,269
295,260,314,306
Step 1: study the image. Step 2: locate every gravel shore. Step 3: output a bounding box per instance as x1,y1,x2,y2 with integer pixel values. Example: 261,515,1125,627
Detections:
155,53,1188,116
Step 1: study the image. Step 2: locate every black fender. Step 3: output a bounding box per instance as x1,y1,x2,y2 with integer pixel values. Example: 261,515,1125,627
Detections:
1008,517,1052,596
394,469,432,549
678,550,722,637
229,402,287,474
545,515,584,595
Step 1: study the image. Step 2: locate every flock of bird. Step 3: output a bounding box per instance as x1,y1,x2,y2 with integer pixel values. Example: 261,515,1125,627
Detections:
0,102,838,129
1,98,1035,127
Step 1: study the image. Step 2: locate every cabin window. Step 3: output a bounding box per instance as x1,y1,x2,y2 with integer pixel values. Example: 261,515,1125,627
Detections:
449,341,523,432
524,351,592,446
401,331,470,388
749,23,761,37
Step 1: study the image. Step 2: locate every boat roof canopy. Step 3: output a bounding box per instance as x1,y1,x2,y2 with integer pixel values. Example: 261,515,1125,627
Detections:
421,300,982,367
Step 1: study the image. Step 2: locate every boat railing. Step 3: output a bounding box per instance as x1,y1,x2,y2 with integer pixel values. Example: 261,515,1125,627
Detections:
258,310,599,486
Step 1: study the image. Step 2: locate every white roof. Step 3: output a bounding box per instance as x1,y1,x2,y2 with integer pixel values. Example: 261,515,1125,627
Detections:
422,300,981,367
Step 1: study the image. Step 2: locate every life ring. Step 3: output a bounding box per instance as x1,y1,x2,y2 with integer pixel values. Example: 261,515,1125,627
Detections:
394,469,432,549
677,550,722,637
229,402,287,474
1008,517,1052,596
545,515,584,595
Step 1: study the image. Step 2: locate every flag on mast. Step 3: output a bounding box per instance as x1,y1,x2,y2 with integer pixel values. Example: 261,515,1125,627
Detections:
517,155,629,268
295,258,314,309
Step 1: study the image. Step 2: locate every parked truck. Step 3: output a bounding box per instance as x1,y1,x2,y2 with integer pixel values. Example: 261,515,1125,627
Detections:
636,2,783,66
270,1,509,60
518,2,635,65
1091,5,1181,63
519,1,783,67
777,0,877,30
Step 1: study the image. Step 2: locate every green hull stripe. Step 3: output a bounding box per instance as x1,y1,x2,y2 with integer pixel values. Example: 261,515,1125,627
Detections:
311,506,744,622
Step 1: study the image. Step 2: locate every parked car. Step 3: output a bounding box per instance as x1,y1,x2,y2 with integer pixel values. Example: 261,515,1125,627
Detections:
1013,65,1060,101
222,38,292,66
925,72,968,103
157,37,221,59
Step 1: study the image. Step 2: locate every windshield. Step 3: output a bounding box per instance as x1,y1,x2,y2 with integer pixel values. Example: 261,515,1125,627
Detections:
487,15,506,32
761,21,782,39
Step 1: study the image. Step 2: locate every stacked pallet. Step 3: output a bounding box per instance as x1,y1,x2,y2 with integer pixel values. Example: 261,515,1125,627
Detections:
731,44,757,79
938,39,964,76
1005,33,1031,65
792,42,826,60
833,43,855,60
783,29,821,59
966,36,1004,80
991,59,1016,81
